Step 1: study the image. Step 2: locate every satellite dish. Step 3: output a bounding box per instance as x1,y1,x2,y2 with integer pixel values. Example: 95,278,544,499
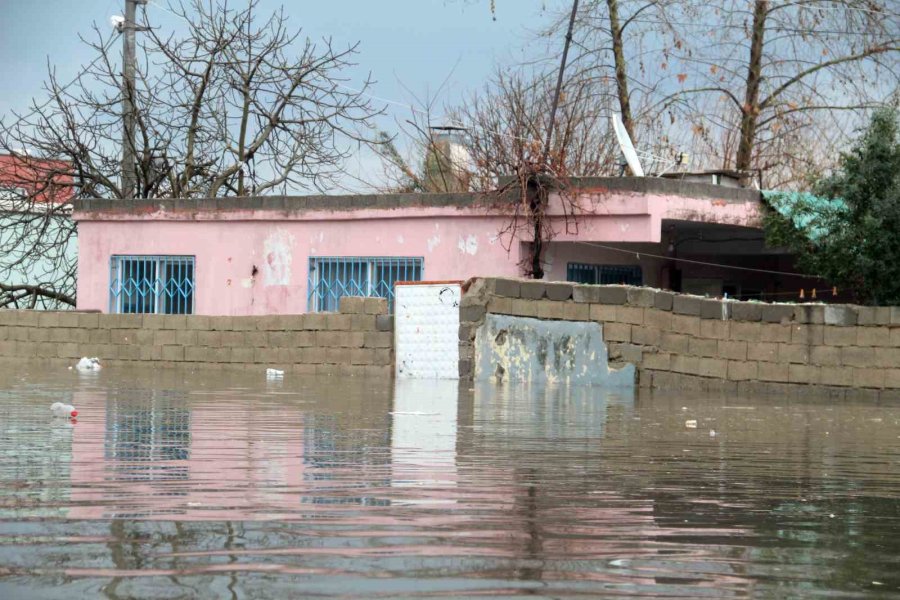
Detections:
611,113,644,177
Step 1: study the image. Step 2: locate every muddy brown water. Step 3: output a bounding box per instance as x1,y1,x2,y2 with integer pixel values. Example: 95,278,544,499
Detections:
0,365,898,598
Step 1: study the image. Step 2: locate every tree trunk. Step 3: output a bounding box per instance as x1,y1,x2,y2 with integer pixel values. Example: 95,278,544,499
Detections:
735,0,768,172
607,0,635,143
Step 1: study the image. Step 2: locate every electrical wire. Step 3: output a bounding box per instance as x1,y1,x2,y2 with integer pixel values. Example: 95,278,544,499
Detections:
573,240,824,279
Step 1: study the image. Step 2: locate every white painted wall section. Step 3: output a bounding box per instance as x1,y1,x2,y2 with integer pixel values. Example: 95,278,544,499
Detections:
395,282,461,379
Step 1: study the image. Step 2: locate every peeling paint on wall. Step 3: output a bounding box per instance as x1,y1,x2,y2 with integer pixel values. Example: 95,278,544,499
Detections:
458,234,478,256
474,314,635,387
427,234,441,252
262,229,294,286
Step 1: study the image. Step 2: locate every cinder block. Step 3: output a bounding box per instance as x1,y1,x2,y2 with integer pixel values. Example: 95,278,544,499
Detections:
544,283,573,302
197,330,222,346
374,348,392,365
699,300,724,320
572,285,600,304
315,331,341,347
672,295,703,316
872,347,900,368
142,345,163,361
857,327,890,347
28,327,50,343
221,331,245,347
243,331,266,347
788,364,820,384
731,302,763,322
510,299,538,317
779,344,809,364
187,315,211,330
748,342,778,362
626,287,656,308
857,307,891,326
810,346,841,366
616,306,644,325
520,281,546,300
231,317,256,332
55,343,80,359
106,314,143,329
490,278,521,298
339,296,367,314
561,302,590,321
632,326,662,347
727,360,758,381
88,329,110,344
698,357,728,379
824,305,857,326
589,304,616,322
77,313,100,329
891,307,900,325
364,331,392,348
38,312,61,328
325,314,352,331
154,330,177,346
185,346,209,362
364,298,389,315
536,300,567,321
891,328,900,347
208,316,234,331
642,351,671,370
58,313,80,328
603,322,631,342
730,321,761,342
793,305,825,324
654,291,674,311
161,345,185,361
820,367,854,387
760,323,792,343
375,315,394,332
660,332,689,354
350,314,376,331
852,367,884,388
644,308,672,330
607,342,643,363
718,340,747,361
303,313,327,330
840,346,875,368
110,329,137,345
671,354,701,375
161,315,188,330
791,324,824,345
824,326,857,346
229,347,255,363
688,337,718,358
700,319,728,340
670,315,701,336
761,304,795,324
597,286,628,305
460,305,487,323
758,361,789,382
884,369,900,388
487,296,514,315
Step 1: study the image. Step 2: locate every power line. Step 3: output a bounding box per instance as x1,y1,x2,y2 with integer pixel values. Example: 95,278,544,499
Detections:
574,240,824,279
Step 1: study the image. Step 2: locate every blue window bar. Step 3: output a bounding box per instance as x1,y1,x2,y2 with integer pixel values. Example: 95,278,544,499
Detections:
567,263,643,286
109,255,195,314
307,257,423,312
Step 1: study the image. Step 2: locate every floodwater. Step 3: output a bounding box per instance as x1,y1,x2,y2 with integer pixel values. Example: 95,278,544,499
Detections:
1,366,898,599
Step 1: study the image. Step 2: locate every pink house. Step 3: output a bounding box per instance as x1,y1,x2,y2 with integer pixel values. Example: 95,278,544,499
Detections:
72,177,807,316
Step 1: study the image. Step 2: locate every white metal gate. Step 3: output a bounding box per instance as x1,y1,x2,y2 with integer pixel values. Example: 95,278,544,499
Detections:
394,282,461,379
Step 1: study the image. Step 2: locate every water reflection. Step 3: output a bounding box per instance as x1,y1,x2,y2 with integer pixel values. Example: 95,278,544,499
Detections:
0,366,898,598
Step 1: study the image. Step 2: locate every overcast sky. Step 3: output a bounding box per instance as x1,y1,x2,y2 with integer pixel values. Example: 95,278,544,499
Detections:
0,1,566,190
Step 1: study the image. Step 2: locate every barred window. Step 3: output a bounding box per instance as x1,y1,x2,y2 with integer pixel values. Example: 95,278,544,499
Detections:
109,255,195,314
567,263,643,286
307,257,423,312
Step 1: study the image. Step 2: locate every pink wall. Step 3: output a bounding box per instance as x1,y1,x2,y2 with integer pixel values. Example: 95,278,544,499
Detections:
74,187,763,315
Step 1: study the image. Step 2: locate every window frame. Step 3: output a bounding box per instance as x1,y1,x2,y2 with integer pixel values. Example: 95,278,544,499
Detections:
307,256,424,312
109,255,196,315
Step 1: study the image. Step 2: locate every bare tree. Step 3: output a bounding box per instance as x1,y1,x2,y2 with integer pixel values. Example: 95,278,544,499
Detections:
0,0,381,307
666,0,899,186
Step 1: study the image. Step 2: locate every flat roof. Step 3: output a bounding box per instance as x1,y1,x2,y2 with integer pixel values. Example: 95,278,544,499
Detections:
73,176,761,215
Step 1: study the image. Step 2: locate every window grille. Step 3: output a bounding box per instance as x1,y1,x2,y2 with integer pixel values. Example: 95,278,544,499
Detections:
567,263,643,286
109,255,195,314
307,256,423,312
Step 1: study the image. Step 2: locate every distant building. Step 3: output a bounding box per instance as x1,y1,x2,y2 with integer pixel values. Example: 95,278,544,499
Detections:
0,154,77,309
71,176,817,316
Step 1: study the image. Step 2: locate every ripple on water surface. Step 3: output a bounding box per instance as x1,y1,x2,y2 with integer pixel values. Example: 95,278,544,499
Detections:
0,365,898,598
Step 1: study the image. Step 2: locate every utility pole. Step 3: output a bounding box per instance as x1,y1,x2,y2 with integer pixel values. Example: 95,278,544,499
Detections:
121,0,146,198
542,0,579,167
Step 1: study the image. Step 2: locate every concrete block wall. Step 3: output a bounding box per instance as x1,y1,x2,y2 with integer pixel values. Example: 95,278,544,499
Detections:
460,278,900,400
0,296,394,376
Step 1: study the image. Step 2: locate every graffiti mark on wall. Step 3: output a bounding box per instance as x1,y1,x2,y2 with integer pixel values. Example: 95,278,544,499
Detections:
458,234,478,256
